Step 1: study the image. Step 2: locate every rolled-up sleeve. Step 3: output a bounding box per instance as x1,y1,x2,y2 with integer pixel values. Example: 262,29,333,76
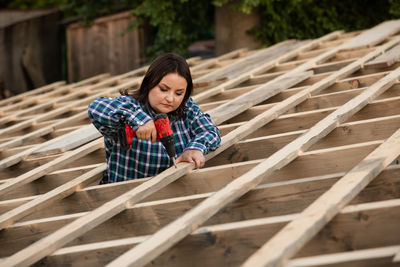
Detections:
88,96,152,138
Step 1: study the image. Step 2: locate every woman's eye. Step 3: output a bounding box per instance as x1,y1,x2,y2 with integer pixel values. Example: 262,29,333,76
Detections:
159,87,167,92
176,93,183,96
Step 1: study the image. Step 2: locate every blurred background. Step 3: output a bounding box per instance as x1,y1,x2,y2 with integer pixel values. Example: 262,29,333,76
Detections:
0,0,399,99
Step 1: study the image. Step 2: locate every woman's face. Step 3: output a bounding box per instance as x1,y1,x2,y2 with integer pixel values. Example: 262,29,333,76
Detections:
148,73,187,114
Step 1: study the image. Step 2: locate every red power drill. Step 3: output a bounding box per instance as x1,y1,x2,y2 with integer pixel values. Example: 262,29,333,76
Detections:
120,113,177,168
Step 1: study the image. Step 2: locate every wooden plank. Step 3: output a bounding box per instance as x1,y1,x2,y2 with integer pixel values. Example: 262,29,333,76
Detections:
195,40,304,84
193,31,342,102
0,81,64,107
0,124,101,169
0,63,148,138
340,20,400,51
242,127,400,267
0,73,109,114
288,245,400,267
0,164,104,230
394,246,400,262
0,82,65,113
0,73,109,124
106,66,400,267
211,114,400,166
365,43,400,68
3,162,399,259
208,71,313,125
0,139,103,199
37,199,400,266
0,78,139,152
190,48,247,72
33,124,101,155
0,140,382,219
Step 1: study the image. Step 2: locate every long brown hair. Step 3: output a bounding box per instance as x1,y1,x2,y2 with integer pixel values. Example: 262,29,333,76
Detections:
121,53,193,119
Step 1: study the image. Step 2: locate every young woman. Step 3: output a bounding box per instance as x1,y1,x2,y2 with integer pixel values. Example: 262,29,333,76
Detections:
88,53,221,184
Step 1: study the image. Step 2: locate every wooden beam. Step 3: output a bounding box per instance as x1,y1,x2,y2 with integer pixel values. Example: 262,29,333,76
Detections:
211,114,400,166
365,43,400,68
35,199,400,266
0,79,139,152
288,245,400,267
208,71,313,125
106,66,400,267
0,164,101,201
242,127,400,267
0,81,65,109
190,48,247,72
312,58,355,74
0,69,145,138
0,75,111,126
0,164,104,230
3,162,399,259
0,139,103,198
0,124,100,169
193,31,342,103
393,252,400,262
0,140,382,219
194,40,302,83
33,124,101,155
226,92,400,131
340,20,400,51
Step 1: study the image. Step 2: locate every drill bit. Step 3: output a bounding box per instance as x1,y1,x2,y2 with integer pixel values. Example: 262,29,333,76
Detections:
172,157,177,168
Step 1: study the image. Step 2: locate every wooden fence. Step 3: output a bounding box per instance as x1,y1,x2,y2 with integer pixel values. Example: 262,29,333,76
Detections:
0,9,61,99
66,11,148,82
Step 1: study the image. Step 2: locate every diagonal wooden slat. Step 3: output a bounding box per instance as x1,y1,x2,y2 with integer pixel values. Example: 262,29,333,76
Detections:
340,20,400,51
0,81,66,109
289,245,400,267
243,127,400,267
365,43,400,68
0,139,103,198
195,40,300,84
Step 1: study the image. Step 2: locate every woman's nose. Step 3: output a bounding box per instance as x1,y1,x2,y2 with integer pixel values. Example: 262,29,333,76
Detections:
165,92,173,102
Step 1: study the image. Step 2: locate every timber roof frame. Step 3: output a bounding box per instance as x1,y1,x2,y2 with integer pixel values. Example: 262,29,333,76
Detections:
1,19,400,266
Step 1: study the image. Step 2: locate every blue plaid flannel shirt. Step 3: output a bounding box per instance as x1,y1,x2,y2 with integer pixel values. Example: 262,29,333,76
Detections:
88,96,221,183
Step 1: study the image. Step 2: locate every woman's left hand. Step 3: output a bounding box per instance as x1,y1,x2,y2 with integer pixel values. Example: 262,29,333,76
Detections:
176,149,205,169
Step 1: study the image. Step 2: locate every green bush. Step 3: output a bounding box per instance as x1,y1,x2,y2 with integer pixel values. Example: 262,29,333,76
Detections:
130,0,214,60
222,0,400,47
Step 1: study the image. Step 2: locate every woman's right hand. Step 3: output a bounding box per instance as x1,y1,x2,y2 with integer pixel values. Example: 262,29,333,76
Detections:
136,120,157,143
